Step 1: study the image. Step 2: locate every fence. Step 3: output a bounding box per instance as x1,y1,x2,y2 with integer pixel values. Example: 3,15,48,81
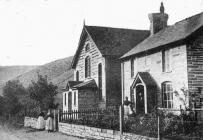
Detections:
59,107,203,139
59,107,120,131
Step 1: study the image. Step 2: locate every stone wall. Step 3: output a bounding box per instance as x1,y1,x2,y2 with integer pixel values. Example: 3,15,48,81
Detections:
59,122,157,140
187,33,203,97
24,117,37,128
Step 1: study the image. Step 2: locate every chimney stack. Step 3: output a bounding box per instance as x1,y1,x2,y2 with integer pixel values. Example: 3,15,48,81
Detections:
148,2,168,35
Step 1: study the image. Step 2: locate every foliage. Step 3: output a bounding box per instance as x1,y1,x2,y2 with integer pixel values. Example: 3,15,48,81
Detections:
2,80,26,115
27,74,58,110
123,114,158,137
61,109,119,131
174,87,199,110
0,96,5,115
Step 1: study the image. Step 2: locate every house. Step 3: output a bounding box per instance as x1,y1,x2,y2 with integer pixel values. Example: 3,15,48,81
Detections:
63,24,149,111
120,3,203,114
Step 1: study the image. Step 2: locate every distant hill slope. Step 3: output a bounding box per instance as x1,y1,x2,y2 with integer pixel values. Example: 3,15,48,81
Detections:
0,66,37,95
15,56,74,91
0,66,37,85
0,56,74,96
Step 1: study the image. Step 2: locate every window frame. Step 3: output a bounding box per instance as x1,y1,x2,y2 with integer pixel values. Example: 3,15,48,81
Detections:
162,49,171,72
76,71,79,81
85,56,91,78
131,58,134,78
162,81,173,108
64,93,66,106
85,43,90,52
98,63,102,101
74,91,76,106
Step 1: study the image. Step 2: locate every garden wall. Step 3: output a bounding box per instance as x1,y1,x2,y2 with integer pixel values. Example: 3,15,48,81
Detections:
24,117,37,128
59,122,157,140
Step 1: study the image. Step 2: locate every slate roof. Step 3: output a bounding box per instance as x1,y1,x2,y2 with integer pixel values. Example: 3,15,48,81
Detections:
121,12,203,59
66,81,82,89
85,26,149,56
72,25,149,68
73,79,97,89
138,72,157,86
132,72,157,87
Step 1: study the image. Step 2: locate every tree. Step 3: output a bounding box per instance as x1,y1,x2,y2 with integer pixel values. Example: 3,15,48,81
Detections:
0,96,5,115
27,74,58,110
2,80,26,116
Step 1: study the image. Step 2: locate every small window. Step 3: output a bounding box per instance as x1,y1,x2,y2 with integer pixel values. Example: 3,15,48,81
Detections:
131,59,134,77
74,91,76,106
85,43,90,52
162,50,171,72
162,82,173,108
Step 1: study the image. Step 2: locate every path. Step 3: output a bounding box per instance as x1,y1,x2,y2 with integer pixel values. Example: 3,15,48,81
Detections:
0,124,83,140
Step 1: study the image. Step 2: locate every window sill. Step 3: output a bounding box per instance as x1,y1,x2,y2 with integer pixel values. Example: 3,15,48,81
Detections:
162,70,172,74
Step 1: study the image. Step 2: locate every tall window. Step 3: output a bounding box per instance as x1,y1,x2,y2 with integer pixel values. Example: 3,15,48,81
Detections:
64,93,66,106
76,71,79,81
85,56,91,78
162,50,170,72
162,82,173,108
98,63,102,100
131,59,134,77
74,91,76,106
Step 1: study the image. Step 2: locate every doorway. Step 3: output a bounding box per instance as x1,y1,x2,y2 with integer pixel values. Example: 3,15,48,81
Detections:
136,84,145,114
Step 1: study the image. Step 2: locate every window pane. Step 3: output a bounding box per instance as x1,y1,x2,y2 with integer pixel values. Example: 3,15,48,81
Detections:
163,84,166,92
169,92,173,100
162,82,173,108
168,101,172,108
164,101,167,108
166,84,170,91
164,93,167,100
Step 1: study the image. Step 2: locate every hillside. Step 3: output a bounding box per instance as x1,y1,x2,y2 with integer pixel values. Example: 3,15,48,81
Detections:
0,56,74,96
0,66,37,95
15,56,74,91
0,66,37,85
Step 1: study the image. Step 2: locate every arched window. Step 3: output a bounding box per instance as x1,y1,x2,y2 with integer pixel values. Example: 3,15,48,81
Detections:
98,63,102,100
85,56,91,78
85,43,90,52
76,71,79,81
162,82,173,108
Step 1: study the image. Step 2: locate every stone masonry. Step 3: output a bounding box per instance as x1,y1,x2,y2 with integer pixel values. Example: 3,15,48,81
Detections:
59,122,157,140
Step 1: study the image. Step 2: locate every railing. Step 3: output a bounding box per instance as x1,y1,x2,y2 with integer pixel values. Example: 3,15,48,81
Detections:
59,108,120,130
58,107,203,139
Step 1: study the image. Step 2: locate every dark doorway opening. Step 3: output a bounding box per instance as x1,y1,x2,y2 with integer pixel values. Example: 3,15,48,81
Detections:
136,85,145,114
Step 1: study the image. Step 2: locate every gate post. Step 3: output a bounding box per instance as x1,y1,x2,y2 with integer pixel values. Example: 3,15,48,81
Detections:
158,116,160,140
119,105,123,135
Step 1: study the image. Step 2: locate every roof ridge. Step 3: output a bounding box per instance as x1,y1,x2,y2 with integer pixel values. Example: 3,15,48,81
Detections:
174,11,203,25
85,25,149,32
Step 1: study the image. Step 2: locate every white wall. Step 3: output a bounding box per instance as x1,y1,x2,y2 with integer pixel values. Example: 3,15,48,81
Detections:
122,45,188,109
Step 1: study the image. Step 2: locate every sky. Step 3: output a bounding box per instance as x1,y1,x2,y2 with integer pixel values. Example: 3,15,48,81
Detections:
0,0,202,66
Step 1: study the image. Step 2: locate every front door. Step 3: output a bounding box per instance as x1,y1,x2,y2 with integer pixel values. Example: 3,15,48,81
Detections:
136,85,145,114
